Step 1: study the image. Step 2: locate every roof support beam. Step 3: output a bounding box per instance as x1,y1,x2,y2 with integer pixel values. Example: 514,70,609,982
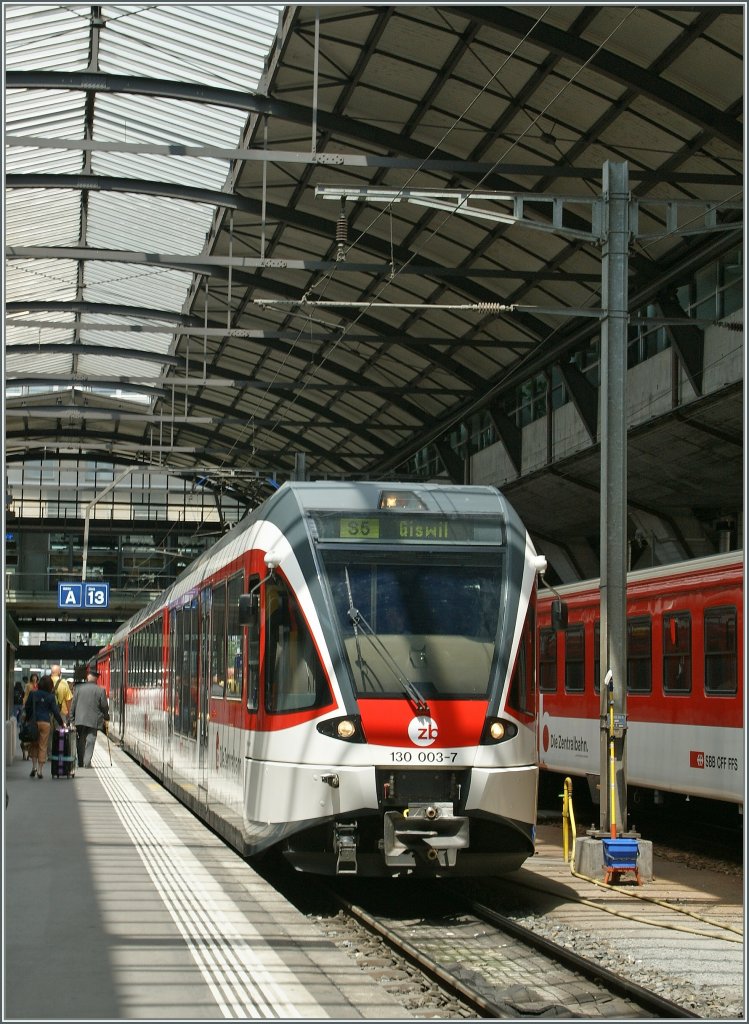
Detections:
487,401,522,476
434,438,465,485
448,7,742,149
7,325,536,350
657,290,705,397
8,67,740,153
557,361,599,442
6,135,741,185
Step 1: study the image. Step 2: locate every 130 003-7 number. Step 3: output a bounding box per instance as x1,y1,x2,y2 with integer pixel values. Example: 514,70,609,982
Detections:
389,750,458,763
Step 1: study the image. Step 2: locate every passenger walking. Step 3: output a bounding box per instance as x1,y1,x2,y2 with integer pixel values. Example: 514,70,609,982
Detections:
70,669,109,769
24,676,64,779
20,674,40,760
48,663,74,757
12,679,25,722
50,663,74,718
22,673,39,704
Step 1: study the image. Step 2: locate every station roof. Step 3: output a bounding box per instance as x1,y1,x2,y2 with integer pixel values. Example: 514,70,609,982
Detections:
4,4,744,545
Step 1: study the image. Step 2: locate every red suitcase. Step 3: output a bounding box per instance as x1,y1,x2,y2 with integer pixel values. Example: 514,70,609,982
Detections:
50,726,77,779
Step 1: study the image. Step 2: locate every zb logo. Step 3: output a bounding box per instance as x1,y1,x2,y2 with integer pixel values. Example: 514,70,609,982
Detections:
408,716,438,746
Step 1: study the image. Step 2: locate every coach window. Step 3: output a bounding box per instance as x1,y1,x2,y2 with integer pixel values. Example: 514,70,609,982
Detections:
539,628,557,692
226,574,243,700
148,620,157,686
627,617,652,694
211,582,226,697
564,625,585,693
136,629,142,688
265,577,331,714
593,621,600,693
704,606,737,695
171,610,179,733
180,598,199,738
663,612,691,694
246,574,261,713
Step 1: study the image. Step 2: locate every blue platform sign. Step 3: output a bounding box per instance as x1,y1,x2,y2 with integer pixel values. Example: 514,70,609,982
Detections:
58,582,83,608
58,582,109,609
84,582,109,608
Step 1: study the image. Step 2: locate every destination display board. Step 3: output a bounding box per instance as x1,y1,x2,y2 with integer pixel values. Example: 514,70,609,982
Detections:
310,512,504,545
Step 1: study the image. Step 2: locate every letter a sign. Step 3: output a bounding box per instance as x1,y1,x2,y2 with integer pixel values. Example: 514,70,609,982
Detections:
58,583,83,608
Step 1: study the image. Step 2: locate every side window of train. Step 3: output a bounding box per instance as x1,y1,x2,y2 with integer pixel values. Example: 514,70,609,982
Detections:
663,612,691,694
627,616,652,694
508,610,534,715
564,625,585,693
174,599,199,738
226,573,243,700
704,606,738,695
265,578,332,714
594,621,600,693
539,628,557,692
211,582,227,698
246,574,261,713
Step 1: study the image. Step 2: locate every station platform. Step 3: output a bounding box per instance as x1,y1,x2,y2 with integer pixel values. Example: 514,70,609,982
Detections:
3,736,412,1021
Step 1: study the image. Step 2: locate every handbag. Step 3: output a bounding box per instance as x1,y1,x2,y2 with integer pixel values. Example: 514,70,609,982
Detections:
19,695,39,744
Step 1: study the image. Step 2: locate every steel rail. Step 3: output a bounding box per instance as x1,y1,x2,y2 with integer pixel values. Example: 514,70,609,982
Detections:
460,893,700,1019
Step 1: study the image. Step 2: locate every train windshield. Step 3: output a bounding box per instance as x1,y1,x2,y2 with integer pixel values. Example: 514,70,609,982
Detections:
320,550,504,700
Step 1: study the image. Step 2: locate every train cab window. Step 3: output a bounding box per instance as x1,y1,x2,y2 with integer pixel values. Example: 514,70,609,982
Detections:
265,578,332,714
226,573,244,700
627,616,652,694
564,625,585,693
211,582,227,698
539,628,557,692
663,612,691,694
704,606,738,695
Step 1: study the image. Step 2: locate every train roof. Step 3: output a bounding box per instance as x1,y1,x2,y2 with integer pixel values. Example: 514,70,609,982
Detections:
538,550,744,603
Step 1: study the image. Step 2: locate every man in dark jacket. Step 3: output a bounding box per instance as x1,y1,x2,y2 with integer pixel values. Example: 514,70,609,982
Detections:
70,669,110,768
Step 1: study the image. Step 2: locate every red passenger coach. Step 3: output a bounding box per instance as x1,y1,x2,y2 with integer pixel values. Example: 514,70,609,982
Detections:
537,552,744,807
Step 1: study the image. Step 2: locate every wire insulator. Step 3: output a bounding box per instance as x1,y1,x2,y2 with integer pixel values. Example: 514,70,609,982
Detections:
336,214,348,245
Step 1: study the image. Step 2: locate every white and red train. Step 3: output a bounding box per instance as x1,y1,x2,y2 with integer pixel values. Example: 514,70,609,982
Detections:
536,552,744,808
95,481,545,876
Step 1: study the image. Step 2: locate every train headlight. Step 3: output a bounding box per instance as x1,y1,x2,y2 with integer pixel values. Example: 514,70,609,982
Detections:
480,717,517,744
489,721,505,741
316,714,367,743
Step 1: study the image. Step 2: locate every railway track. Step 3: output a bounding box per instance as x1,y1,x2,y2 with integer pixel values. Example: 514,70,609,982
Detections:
261,860,702,1019
331,882,700,1019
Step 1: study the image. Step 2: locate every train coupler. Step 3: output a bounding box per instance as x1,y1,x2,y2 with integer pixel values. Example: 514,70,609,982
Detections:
334,822,359,874
383,804,469,869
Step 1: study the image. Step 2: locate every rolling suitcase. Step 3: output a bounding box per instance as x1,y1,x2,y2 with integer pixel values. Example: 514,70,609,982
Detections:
50,726,76,779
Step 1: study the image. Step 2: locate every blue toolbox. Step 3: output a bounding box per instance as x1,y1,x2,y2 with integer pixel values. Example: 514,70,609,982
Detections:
601,837,641,884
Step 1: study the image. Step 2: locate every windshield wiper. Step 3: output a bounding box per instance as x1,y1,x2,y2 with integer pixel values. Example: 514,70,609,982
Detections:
344,571,429,715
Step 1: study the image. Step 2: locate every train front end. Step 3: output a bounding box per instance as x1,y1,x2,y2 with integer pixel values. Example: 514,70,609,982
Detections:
258,482,542,877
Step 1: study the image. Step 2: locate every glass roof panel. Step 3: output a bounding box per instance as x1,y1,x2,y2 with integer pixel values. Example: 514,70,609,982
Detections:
4,4,91,71
98,4,280,89
4,2,282,404
5,189,81,245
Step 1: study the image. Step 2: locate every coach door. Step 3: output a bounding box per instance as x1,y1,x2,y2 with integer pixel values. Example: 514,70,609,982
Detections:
112,645,125,738
198,586,211,791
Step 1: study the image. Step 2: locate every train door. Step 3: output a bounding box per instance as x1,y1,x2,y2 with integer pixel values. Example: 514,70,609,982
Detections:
112,645,125,738
198,586,211,793
166,608,176,770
